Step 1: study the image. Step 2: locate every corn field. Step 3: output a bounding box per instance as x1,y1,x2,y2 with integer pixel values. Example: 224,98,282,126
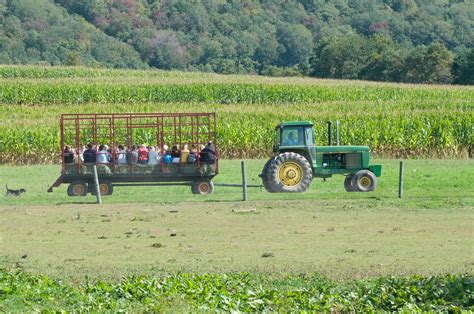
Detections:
0,65,472,164
1,81,472,104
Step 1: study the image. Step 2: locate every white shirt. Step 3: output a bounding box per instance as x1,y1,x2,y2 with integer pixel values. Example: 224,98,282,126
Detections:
117,150,128,164
148,150,159,165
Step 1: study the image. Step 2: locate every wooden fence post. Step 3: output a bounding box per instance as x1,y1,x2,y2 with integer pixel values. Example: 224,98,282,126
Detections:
398,161,404,199
241,161,248,201
93,165,102,204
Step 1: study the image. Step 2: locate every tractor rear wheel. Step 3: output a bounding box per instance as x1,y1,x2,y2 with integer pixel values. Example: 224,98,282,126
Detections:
353,170,377,192
261,158,277,192
262,152,312,193
67,181,88,196
344,174,356,192
191,179,214,195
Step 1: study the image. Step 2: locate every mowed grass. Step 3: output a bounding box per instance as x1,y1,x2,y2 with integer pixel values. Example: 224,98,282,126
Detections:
0,159,472,280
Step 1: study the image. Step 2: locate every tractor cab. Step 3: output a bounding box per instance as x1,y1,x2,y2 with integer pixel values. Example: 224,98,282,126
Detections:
276,121,315,147
274,121,316,163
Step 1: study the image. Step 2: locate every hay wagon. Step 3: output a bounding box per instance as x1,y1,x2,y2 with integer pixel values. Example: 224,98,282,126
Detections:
47,112,218,196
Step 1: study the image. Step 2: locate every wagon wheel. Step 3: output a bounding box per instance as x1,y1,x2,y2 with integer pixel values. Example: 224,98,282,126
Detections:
191,179,214,195
91,180,113,195
353,170,377,192
262,152,312,193
67,181,88,196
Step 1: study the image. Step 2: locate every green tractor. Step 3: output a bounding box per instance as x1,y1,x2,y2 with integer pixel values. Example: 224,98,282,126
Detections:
260,121,382,193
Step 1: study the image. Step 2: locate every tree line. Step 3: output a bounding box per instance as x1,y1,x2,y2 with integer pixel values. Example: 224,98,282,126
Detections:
1,0,473,84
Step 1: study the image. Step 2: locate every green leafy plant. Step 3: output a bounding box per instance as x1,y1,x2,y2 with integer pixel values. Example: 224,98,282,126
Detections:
1,270,472,311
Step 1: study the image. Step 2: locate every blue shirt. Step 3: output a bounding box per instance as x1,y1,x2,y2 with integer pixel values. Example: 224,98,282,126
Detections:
97,150,110,163
164,154,173,163
83,148,96,163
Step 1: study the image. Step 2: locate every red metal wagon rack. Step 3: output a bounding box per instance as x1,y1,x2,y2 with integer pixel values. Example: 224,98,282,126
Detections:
47,112,218,196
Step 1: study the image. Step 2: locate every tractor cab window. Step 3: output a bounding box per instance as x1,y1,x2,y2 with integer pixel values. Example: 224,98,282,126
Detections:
281,127,304,146
305,127,315,145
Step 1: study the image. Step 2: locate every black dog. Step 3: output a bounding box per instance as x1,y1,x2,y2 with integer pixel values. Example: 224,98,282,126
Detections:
5,185,26,196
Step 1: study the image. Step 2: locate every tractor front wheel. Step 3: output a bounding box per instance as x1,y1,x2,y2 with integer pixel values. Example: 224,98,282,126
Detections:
353,170,377,192
262,152,312,193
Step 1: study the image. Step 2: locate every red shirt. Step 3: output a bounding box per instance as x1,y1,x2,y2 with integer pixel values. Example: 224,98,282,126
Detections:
138,147,148,161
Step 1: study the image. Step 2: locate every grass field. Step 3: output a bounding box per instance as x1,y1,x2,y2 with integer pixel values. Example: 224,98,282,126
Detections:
1,159,472,281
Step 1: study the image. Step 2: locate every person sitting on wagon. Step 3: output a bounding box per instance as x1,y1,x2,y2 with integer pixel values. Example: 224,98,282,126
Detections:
199,141,216,163
171,145,180,163
162,145,173,163
63,145,76,174
155,145,164,163
97,145,111,163
164,152,173,163
114,145,128,174
199,142,216,174
79,145,86,162
138,144,148,164
83,144,96,163
63,145,75,164
187,144,198,163
180,144,189,163
129,145,138,164
158,144,167,162
97,144,112,174
147,146,159,165
116,145,128,164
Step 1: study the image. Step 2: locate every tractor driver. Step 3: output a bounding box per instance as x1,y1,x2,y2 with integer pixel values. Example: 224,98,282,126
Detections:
286,132,297,145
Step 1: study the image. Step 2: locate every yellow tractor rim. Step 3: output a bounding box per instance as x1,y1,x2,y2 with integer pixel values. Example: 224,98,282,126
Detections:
73,184,84,195
278,162,303,186
360,176,372,188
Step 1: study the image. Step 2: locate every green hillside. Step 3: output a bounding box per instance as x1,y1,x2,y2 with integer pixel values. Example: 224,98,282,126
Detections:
0,0,146,68
1,0,473,84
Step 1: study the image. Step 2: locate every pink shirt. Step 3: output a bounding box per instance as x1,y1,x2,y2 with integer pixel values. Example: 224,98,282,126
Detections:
138,147,148,161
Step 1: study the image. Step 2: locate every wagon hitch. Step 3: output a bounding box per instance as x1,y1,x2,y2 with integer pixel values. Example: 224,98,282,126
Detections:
47,176,63,193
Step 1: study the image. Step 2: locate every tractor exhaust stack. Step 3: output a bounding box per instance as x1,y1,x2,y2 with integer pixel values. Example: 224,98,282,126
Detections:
327,121,332,146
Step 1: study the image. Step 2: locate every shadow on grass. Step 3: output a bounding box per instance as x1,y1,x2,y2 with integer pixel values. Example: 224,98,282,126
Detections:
395,195,474,199
55,201,99,205
204,199,243,203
